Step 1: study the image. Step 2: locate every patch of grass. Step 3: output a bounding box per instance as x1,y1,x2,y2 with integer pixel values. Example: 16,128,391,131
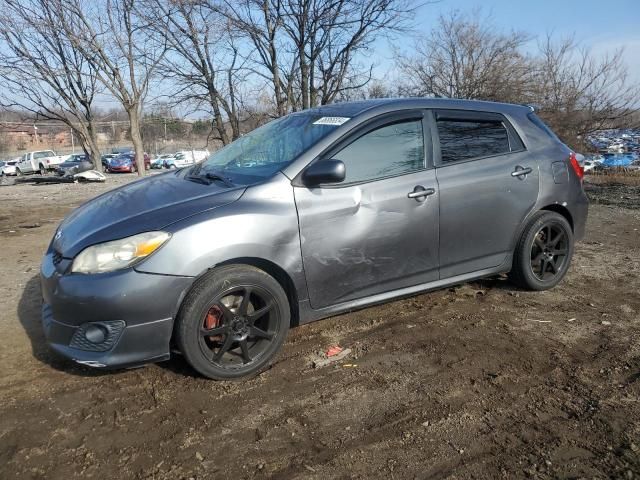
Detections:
586,170,640,186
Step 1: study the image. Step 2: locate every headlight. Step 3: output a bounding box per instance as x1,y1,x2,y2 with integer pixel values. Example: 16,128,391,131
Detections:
71,231,170,274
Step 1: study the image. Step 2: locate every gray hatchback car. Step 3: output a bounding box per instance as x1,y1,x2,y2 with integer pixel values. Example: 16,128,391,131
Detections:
41,98,588,379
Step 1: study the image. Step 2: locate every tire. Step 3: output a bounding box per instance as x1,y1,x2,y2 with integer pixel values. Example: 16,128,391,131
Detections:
39,164,46,175
176,265,290,380
16,169,22,177
509,211,574,291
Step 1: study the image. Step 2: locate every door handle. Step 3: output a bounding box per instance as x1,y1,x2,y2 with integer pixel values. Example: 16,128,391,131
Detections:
511,166,532,177
407,186,436,200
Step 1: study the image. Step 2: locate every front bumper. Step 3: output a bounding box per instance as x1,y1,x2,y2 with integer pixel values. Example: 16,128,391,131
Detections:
40,251,193,369
109,165,134,172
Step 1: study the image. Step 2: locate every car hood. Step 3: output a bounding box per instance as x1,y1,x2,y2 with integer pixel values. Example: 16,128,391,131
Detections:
54,171,246,257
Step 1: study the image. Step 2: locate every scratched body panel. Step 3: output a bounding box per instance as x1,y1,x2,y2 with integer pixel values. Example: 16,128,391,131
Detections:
295,169,439,309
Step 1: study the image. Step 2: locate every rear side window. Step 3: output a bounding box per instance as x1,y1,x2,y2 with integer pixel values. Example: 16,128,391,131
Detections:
334,119,425,183
437,119,511,164
33,151,55,159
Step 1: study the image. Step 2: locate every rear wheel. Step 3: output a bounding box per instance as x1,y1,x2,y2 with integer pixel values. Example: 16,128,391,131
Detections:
509,211,573,290
176,265,290,380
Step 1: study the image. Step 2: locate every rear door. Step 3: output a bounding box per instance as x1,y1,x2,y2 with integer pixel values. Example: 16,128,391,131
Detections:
432,109,539,278
294,111,440,309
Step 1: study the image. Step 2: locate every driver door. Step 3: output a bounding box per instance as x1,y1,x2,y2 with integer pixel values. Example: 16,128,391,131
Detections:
294,112,440,309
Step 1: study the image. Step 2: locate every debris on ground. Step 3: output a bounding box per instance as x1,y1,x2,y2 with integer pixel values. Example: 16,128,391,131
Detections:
311,347,352,368
325,345,343,357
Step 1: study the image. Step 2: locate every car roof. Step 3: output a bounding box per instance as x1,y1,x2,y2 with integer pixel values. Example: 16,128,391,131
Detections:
300,97,531,118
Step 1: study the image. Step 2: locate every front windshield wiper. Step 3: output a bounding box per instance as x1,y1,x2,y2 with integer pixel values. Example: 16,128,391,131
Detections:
185,171,234,187
203,172,234,187
185,174,211,185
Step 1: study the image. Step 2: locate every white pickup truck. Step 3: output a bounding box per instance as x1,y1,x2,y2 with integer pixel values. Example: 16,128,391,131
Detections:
164,150,210,168
15,150,66,175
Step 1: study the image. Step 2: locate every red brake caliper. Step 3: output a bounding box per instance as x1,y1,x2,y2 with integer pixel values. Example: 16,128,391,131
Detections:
205,306,223,341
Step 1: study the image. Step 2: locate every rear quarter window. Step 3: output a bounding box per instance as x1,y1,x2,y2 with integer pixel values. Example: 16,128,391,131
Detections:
527,113,561,143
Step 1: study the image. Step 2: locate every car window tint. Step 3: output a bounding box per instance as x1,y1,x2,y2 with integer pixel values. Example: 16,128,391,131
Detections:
334,119,424,183
437,120,510,163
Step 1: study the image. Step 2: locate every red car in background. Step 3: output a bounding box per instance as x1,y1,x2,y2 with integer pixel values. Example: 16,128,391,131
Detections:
107,152,151,173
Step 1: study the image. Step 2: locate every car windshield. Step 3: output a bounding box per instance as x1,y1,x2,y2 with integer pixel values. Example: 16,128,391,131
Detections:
193,113,344,185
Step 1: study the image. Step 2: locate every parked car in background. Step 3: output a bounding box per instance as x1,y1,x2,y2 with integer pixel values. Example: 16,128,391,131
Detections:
152,154,175,169
0,158,18,176
582,160,597,173
164,150,210,169
15,150,66,175
107,152,151,173
57,155,88,175
101,154,118,170
41,98,588,380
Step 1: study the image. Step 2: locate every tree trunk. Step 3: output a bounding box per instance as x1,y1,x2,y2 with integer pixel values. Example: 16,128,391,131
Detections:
300,46,309,110
127,106,146,176
270,47,285,116
208,85,230,145
84,124,102,171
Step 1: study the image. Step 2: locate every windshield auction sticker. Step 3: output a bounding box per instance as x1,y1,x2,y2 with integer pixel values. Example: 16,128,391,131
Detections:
313,117,350,126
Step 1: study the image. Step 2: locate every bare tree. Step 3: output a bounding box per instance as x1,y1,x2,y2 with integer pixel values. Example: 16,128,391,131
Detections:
398,10,532,103
0,0,103,168
221,0,415,114
220,0,292,117
307,0,415,107
532,35,639,149
60,0,166,175
149,0,244,145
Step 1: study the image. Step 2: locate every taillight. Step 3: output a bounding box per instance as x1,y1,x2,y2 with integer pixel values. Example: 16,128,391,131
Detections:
568,152,584,181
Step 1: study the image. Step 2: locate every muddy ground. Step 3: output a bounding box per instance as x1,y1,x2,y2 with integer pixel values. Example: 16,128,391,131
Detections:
0,174,639,479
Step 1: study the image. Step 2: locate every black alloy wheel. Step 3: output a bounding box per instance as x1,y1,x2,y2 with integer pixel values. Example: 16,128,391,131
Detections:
198,286,277,367
510,211,574,291
177,265,290,380
530,223,569,281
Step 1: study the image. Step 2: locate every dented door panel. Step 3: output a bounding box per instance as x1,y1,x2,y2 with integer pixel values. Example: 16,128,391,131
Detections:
294,170,439,309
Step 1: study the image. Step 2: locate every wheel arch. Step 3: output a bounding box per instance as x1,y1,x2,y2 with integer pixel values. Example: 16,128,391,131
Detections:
173,257,301,333
540,203,574,232
216,257,300,327
508,204,575,268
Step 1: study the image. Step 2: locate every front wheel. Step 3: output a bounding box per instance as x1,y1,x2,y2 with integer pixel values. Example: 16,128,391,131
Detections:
16,169,23,177
176,265,290,380
39,164,46,175
509,211,574,291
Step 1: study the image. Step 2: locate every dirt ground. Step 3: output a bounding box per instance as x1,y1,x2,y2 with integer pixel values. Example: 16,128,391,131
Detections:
0,174,639,479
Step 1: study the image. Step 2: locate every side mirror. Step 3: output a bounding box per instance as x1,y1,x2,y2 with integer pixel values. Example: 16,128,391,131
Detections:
302,159,346,186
